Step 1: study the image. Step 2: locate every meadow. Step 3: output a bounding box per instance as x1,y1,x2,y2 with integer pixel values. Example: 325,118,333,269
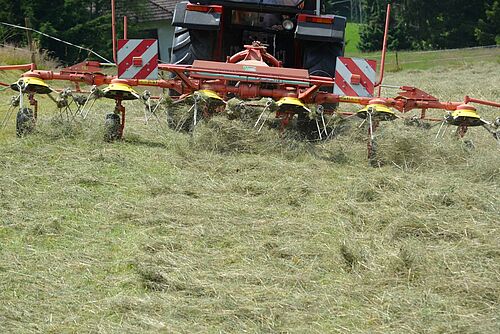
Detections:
345,23,500,72
0,47,499,333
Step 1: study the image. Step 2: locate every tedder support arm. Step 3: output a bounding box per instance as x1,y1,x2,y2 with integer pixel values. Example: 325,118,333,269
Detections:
1,59,499,116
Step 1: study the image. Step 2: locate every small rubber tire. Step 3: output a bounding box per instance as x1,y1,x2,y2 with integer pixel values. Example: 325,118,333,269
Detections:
16,107,35,137
104,113,121,142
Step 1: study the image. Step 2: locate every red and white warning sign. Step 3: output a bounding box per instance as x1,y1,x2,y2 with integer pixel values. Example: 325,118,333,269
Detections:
117,39,158,80
334,57,377,97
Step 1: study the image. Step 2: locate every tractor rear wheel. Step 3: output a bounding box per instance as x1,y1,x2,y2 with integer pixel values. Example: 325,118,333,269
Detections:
170,28,216,97
16,107,35,137
171,27,215,65
303,41,343,110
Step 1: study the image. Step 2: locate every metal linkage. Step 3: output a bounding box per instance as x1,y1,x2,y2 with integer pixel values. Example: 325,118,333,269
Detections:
314,105,329,140
2,56,499,119
0,40,499,148
254,99,276,132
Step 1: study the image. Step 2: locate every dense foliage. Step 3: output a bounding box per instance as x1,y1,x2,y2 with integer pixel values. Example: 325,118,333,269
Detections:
0,0,146,63
357,0,500,51
0,1,115,63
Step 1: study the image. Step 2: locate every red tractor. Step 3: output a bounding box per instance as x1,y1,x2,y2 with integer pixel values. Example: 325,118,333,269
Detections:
171,0,346,92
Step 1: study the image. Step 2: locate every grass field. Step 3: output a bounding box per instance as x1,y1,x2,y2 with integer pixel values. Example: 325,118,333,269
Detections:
0,49,499,332
344,22,500,72
351,46,500,72
344,23,361,54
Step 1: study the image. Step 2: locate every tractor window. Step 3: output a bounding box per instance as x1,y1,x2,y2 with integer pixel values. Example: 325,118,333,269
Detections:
225,0,304,7
231,10,281,27
261,0,303,5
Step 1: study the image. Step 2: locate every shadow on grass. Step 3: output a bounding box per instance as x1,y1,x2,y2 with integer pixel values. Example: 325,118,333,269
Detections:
123,135,169,149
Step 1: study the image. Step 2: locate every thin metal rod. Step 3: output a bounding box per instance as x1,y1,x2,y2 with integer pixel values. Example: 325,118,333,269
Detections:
123,16,128,40
254,105,269,128
316,119,322,140
145,98,151,124
321,113,328,137
464,96,500,108
111,0,117,63
258,111,271,132
193,99,198,126
375,4,391,97
436,121,445,139
18,84,23,111
0,106,15,129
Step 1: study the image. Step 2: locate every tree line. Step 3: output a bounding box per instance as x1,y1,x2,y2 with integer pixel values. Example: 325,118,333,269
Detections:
353,0,499,51
0,0,146,63
0,1,116,62
0,0,498,63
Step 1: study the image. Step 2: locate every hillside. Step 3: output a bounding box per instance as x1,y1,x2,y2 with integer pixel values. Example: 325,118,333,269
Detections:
0,57,499,332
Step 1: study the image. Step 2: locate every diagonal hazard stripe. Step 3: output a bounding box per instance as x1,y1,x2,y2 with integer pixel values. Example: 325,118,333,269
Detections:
144,67,159,80
335,60,371,97
353,58,376,95
117,39,142,63
129,54,159,80
334,70,358,96
352,58,376,80
119,41,158,79
118,39,157,78
341,57,376,96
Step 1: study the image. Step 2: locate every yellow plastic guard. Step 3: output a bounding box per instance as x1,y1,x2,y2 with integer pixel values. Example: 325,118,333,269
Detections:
277,97,304,107
197,90,223,101
11,77,52,94
103,82,138,100
195,90,225,107
357,103,396,121
447,104,485,126
276,97,309,113
451,109,480,119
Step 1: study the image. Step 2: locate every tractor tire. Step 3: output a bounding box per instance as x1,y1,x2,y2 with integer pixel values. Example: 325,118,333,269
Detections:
16,107,35,137
303,41,343,110
171,27,215,65
104,113,121,142
170,27,216,97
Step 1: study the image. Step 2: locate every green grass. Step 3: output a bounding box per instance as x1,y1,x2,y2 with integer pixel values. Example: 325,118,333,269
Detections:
348,45,500,72
345,23,361,54
343,23,500,72
0,55,499,332
0,44,58,69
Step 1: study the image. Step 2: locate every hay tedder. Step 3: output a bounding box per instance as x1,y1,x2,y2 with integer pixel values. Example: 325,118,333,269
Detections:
0,1,499,159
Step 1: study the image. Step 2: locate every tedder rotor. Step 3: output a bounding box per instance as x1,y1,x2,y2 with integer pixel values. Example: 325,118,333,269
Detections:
0,3,499,160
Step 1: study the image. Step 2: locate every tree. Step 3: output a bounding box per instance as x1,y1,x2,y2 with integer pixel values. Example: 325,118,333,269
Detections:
30,0,113,63
475,0,500,45
0,1,137,63
358,0,394,52
0,0,24,42
359,0,493,51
